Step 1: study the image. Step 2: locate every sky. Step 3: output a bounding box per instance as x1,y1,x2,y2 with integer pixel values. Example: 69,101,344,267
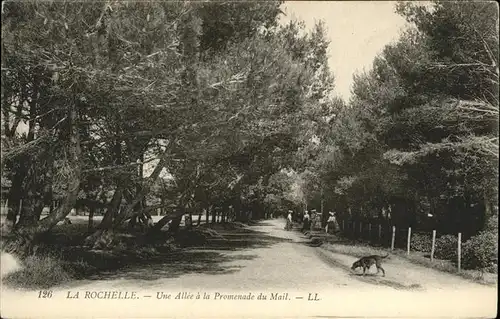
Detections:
280,1,409,102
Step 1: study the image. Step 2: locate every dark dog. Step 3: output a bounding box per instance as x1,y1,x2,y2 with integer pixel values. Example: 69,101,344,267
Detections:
351,254,388,277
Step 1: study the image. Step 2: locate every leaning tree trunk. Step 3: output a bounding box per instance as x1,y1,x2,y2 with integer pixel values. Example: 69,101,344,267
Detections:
99,185,124,229
4,167,26,232
169,215,182,233
6,103,82,256
84,185,124,247
150,209,185,233
112,149,171,227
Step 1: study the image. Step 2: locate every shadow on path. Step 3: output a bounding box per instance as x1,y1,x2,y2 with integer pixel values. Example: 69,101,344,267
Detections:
80,222,293,282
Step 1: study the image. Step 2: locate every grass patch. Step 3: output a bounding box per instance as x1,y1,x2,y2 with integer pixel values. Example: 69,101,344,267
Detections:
321,242,389,258
320,241,497,286
318,228,498,286
3,254,76,289
393,250,497,286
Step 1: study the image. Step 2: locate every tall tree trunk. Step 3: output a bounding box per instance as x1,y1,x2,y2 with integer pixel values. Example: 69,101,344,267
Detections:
16,155,47,228
6,172,25,231
31,103,81,231
99,185,124,229
15,91,42,226
88,207,95,231
6,102,82,255
211,208,216,223
160,196,165,215
139,152,147,211
320,188,324,219
234,199,242,222
2,91,10,135
16,193,41,228
5,133,31,230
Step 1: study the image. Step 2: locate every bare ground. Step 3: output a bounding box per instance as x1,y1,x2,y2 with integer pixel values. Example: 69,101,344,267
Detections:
1,218,497,318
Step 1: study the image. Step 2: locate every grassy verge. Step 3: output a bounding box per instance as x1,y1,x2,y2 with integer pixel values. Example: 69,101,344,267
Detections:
3,254,83,289
2,218,233,289
319,239,497,286
394,249,497,285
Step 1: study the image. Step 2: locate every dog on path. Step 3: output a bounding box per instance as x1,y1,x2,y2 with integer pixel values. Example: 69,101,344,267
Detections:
351,254,389,277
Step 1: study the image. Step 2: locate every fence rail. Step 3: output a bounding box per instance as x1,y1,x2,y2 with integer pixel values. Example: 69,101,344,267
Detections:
336,217,463,272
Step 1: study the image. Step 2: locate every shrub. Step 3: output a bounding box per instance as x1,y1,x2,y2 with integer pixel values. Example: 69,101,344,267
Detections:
3,254,73,289
462,231,498,272
410,233,432,252
434,234,458,261
485,214,498,232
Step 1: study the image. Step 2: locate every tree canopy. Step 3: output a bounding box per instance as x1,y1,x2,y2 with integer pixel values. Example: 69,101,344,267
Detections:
1,0,335,250
297,1,498,237
1,1,497,252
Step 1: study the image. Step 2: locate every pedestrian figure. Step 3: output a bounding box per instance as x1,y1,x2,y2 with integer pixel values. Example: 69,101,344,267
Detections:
184,214,192,229
326,211,339,234
310,209,318,231
302,210,310,232
285,210,293,230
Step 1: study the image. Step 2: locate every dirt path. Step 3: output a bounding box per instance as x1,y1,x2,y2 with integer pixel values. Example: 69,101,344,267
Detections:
1,219,497,318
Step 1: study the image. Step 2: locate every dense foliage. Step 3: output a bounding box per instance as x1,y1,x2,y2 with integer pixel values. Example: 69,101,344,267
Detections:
462,231,498,272
1,1,497,266
1,1,334,250
299,1,498,242
434,234,458,261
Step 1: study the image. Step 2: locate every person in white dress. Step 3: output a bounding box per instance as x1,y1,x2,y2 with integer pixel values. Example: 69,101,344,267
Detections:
326,211,338,234
285,210,293,230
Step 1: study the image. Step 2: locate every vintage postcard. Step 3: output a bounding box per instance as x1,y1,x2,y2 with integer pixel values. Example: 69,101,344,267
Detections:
1,1,498,318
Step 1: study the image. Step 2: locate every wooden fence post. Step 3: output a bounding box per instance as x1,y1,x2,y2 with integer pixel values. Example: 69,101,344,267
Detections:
391,226,396,250
457,232,462,272
407,227,412,255
431,230,436,262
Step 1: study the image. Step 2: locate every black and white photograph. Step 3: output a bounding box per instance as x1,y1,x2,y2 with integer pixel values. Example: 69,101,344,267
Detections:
1,1,498,318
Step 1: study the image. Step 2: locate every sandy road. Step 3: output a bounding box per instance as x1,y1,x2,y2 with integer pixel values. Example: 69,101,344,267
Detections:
1,218,497,318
